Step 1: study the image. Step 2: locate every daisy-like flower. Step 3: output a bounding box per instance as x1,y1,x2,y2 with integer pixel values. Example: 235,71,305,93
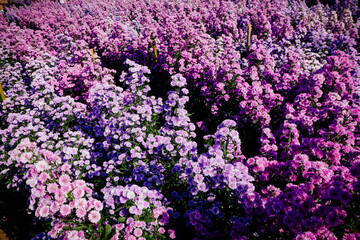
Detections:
74,198,87,210
35,160,50,172
88,210,101,223
59,174,71,186
60,183,72,193
46,183,59,193
93,200,103,211
76,208,87,218
38,205,50,218
72,187,85,199
38,172,49,183
60,204,71,216
133,228,143,237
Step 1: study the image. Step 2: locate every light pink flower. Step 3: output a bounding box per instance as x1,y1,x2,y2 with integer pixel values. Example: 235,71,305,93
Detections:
50,201,60,213
59,174,71,186
60,204,71,216
61,163,71,172
55,190,66,203
33,186,46,198
74,198,87,210
129,206,137,215
19,152,32,163
38,205,50,218
26,178,37,188
74,180,86,188
133,228,142,237
73,188,85,199
126,190,135,199
134,221,143,228
35,160,50,172
40,149,61,163
136,199,149,210
88,210,101,223
93,200,103,211
61,183,72,193
76,208,87,218
38,172,49,183
47,183,58,194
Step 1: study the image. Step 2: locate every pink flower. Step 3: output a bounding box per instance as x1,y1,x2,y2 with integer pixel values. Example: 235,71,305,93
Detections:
50,201,60,213
129,206,137,215
40,149,60,163
59,174,71,186
73,188,85,199
38,205,50,218
60,204,71,216
61,163,71,172
38,172,49,183
126,217,134,225
147,190,155,198
133,228,143,237
93,200,103,211
55,189,66,201
343,233,357,240
76,208,87,218
19,152,32,164
74,198,87,209
136,200,149,210
47,183,58,193
168,229,176,239
74,180,86,188
88,210,101,223
26,178,37,188
33,186,46,198
158,227,165,234
60,183,72,193
35,160,50,172
134,221,144,228
116,223,125,230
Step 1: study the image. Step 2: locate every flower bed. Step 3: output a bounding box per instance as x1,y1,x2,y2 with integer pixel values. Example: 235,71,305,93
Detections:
0,0,360,239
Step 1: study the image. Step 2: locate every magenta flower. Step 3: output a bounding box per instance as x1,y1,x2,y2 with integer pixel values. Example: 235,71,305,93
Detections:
168,229,176,239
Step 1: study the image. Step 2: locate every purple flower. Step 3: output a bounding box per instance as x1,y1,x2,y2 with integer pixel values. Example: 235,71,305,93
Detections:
325,213,340,226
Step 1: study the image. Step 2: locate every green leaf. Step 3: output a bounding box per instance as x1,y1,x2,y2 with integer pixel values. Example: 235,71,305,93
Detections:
104,224,112,237
104,228,117,240
62,225,86,231
143,217,156,223
118,217,126,223
73,226,86,231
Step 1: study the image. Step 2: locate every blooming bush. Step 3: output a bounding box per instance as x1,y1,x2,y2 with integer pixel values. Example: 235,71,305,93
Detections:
1,0,360,239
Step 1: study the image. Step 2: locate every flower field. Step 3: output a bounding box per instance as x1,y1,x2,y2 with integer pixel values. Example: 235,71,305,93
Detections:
0,0,360,239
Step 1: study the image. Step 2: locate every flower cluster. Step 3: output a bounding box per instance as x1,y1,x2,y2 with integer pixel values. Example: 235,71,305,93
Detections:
102,184,174,240
1,0,360,239
4,138,104,239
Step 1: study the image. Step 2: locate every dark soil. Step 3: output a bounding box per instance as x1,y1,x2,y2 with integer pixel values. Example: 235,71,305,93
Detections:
0,183,33,240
